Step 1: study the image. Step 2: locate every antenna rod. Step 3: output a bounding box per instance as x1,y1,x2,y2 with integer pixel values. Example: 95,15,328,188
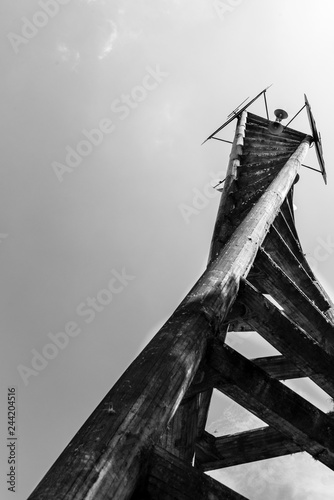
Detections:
263,91,269,120
284,104,306,129
301,164,323,174
211,137,233,144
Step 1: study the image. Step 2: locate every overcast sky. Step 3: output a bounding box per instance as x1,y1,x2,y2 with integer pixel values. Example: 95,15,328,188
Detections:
2,1,334,499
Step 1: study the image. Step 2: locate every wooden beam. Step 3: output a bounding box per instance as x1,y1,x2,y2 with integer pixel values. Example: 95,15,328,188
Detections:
209,112,247,261
27,137,311,500
272,209,302,258
143,445,249,500
184,355,304,399
209,341,334,470
159,394,199,462
248,248,334,354
251,355,305,379
262,224,330,312
230,280,334,398
195,427,302,470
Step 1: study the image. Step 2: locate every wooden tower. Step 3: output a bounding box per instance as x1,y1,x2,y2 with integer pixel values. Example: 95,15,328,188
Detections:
28,90,333,500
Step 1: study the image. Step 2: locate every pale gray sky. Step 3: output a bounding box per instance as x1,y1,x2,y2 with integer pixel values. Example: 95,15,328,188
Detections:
2,1,334,499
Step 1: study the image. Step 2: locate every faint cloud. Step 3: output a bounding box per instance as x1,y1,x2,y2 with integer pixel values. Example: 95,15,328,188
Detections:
98,20,117,60
57,42,81,71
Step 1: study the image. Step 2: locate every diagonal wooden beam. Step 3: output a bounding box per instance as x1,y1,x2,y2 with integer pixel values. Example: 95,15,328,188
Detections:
208,341,334,470
251,355,305,379
183,355,305,402
248,248,334,354
262,223,330,312
195,427,302,470
143,445,249,500
229,280,334,398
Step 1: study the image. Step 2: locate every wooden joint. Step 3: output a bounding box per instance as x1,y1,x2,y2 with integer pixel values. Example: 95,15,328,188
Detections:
226,294,258,327
200,305,229,339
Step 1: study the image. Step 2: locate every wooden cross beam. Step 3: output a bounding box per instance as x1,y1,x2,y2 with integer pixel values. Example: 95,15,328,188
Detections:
195,427,302,470
141,445,249,500
262,224,331,312
230,280,334,399
250,355,305,380
248,248,334,354
209,341,334,470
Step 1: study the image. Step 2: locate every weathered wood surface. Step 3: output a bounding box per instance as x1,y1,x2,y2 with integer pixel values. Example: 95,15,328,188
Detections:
144,445,249,500
183,354,304,400
209,111,247,261
251,355,305,379
262,224,330,312
272,208,302,257
248,249,334,354
209,113,307,261
28,131,311,500
159,394,199,462
160,113,248,460
230,280,334,398
209,341,334,470
195,427,302,470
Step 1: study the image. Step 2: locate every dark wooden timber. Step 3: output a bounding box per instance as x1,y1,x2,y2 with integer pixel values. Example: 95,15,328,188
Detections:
248,248,334,354
251,355,305,379
209,341,334,470
195,427,302,470
229,280,334,398
262,224,331,312
144,446,249,500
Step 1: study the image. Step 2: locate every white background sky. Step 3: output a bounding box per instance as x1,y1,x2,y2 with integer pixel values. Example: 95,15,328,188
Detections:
2,1,334,499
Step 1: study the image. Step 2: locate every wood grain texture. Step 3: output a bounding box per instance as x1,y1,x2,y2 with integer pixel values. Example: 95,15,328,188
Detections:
145,445,249,500
209,341,334,470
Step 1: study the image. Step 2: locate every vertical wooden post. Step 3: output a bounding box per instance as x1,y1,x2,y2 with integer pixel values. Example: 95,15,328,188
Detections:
28,130,312,500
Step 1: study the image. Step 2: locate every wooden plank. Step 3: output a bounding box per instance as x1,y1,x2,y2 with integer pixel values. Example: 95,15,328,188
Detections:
245,134,301,146
251,355,305,379
27,134,311,500
195,427,302,470
262,224,330,312
272,210,302,257
246,113,306,141
144,445,249,500
248,248,334,354
209,341,334,470
184,355,303,398
230,280,334,398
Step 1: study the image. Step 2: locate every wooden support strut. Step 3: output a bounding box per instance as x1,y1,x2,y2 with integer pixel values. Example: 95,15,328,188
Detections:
230,280,334,398
143,445,249,500
195,427,302,471
248,248,334,354
209,341,334,470
27,122,312,500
